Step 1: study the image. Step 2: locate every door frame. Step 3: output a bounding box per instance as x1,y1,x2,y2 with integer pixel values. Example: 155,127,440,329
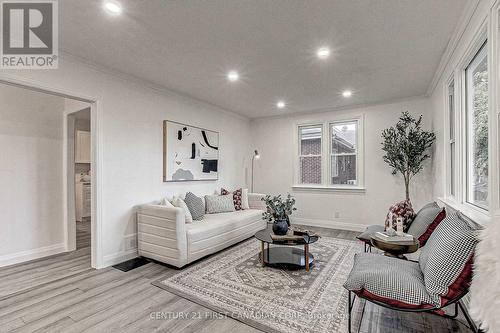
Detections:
0,75,103,269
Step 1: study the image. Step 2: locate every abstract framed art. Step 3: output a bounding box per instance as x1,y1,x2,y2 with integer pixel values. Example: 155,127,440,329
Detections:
163,120,219,182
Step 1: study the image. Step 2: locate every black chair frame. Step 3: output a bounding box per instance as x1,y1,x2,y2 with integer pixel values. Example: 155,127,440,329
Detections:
347,290,482,333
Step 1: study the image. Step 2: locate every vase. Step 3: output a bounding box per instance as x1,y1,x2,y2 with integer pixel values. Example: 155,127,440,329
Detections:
273,218,289,235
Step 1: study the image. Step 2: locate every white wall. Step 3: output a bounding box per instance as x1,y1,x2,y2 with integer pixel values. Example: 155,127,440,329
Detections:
250,98,434,231
0,84,66,265
0,57,252,268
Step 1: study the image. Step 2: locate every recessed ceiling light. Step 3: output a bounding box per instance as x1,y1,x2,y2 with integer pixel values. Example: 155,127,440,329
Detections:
316,47,331,60
342,90,352,98
103,1,122,15
276,100,286,109
227,70,239,82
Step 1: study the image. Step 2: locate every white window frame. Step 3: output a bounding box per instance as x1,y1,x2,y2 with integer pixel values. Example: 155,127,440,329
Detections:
439,22,496,223
464,41,489,211
445,74,458,199
329,120,359,186
293,115,365,193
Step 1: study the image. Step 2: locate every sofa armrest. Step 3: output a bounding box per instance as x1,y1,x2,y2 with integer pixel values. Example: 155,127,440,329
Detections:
137,204,184,220
136,204,187,267
248,193,267,211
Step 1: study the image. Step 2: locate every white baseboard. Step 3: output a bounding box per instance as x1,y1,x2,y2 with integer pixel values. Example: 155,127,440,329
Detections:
102,248,138,268
292,217,366,232
0,243,66,268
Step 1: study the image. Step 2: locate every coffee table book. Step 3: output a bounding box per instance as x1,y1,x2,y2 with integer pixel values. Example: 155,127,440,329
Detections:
372,232,415,245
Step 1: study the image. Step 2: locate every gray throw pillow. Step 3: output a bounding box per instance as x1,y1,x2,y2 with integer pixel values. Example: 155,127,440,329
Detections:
407,202,446,246
205,194,235,214
184,192,205,221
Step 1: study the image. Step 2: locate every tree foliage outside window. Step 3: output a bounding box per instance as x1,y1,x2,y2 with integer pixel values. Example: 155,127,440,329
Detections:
472,71,488,179
381,112,436,201
466,43,488,208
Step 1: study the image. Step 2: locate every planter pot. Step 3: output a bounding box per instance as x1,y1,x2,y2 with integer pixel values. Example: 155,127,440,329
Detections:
272,219,289,235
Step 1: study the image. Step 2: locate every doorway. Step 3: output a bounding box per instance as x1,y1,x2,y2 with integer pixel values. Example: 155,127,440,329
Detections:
0,79,100,268
66,105,92,254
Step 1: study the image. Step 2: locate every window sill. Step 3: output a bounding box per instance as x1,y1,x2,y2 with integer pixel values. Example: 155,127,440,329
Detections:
292,185,366,194
437,197,491,225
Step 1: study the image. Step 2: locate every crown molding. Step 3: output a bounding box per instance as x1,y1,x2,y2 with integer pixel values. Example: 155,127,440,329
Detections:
426,0,481,96
250,95,428,121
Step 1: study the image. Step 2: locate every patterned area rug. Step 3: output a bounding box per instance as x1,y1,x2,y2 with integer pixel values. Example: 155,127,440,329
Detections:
154,237,362,333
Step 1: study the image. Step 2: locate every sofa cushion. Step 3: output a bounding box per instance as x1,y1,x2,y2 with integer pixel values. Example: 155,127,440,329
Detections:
186,209,263,244
205,194,235,214
184,192,205,221
419,211,481,306
356,225,385,244
241,188,250,210
407,202,446,246
344,253,435,308
221,188,243,210
385,199,415,231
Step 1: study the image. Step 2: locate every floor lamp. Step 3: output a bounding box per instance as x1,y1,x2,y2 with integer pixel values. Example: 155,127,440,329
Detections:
251,150,260,192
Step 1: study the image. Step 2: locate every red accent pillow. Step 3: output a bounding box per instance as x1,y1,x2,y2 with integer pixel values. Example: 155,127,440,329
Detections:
417,207,446,246
221,188,242,210
385,199,415,231
440,255,474,307
354,289,435,311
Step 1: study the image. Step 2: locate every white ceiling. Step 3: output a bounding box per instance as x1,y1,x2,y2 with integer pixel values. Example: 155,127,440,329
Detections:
60,0,467,118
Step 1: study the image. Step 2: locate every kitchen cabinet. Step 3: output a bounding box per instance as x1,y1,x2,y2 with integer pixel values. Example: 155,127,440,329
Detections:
75,130,91,163
76,182,91,221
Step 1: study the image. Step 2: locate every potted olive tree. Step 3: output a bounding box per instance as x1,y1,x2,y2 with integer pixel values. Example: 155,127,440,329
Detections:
381,111,436,202
262,194,297,235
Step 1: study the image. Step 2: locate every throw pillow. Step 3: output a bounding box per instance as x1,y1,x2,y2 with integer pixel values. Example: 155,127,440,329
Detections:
241,188,250,210
172,196,193,223
205,194,235,214
221,188,243,210
184,192,205,221
407,202,446,246
159,197,175,208
384,199,415,231
418,211,481,306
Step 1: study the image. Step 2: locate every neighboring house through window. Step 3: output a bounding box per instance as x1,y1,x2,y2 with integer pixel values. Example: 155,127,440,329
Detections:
330,120,358,185
299,125,322,184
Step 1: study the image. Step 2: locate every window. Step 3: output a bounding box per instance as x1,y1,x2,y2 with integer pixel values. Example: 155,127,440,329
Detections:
295,118,363,190
330,120,358,185
465,42,488,209
448,80,456,197
298,125,322,184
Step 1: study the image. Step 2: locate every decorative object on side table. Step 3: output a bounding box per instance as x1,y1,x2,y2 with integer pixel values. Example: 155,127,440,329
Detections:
261,194,297,235
370,230,419,260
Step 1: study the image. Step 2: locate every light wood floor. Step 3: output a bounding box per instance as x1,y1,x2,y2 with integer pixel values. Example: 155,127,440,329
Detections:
0,226,473,333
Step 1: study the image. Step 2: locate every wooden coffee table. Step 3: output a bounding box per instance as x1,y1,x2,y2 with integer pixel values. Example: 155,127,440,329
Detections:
370,235,419,260
254,226,319,271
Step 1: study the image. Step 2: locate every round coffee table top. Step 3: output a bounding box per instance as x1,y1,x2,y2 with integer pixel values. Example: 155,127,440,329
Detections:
255,226,319,245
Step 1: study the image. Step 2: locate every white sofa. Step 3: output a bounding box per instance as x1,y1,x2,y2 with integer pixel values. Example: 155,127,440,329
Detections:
137,193,267,268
